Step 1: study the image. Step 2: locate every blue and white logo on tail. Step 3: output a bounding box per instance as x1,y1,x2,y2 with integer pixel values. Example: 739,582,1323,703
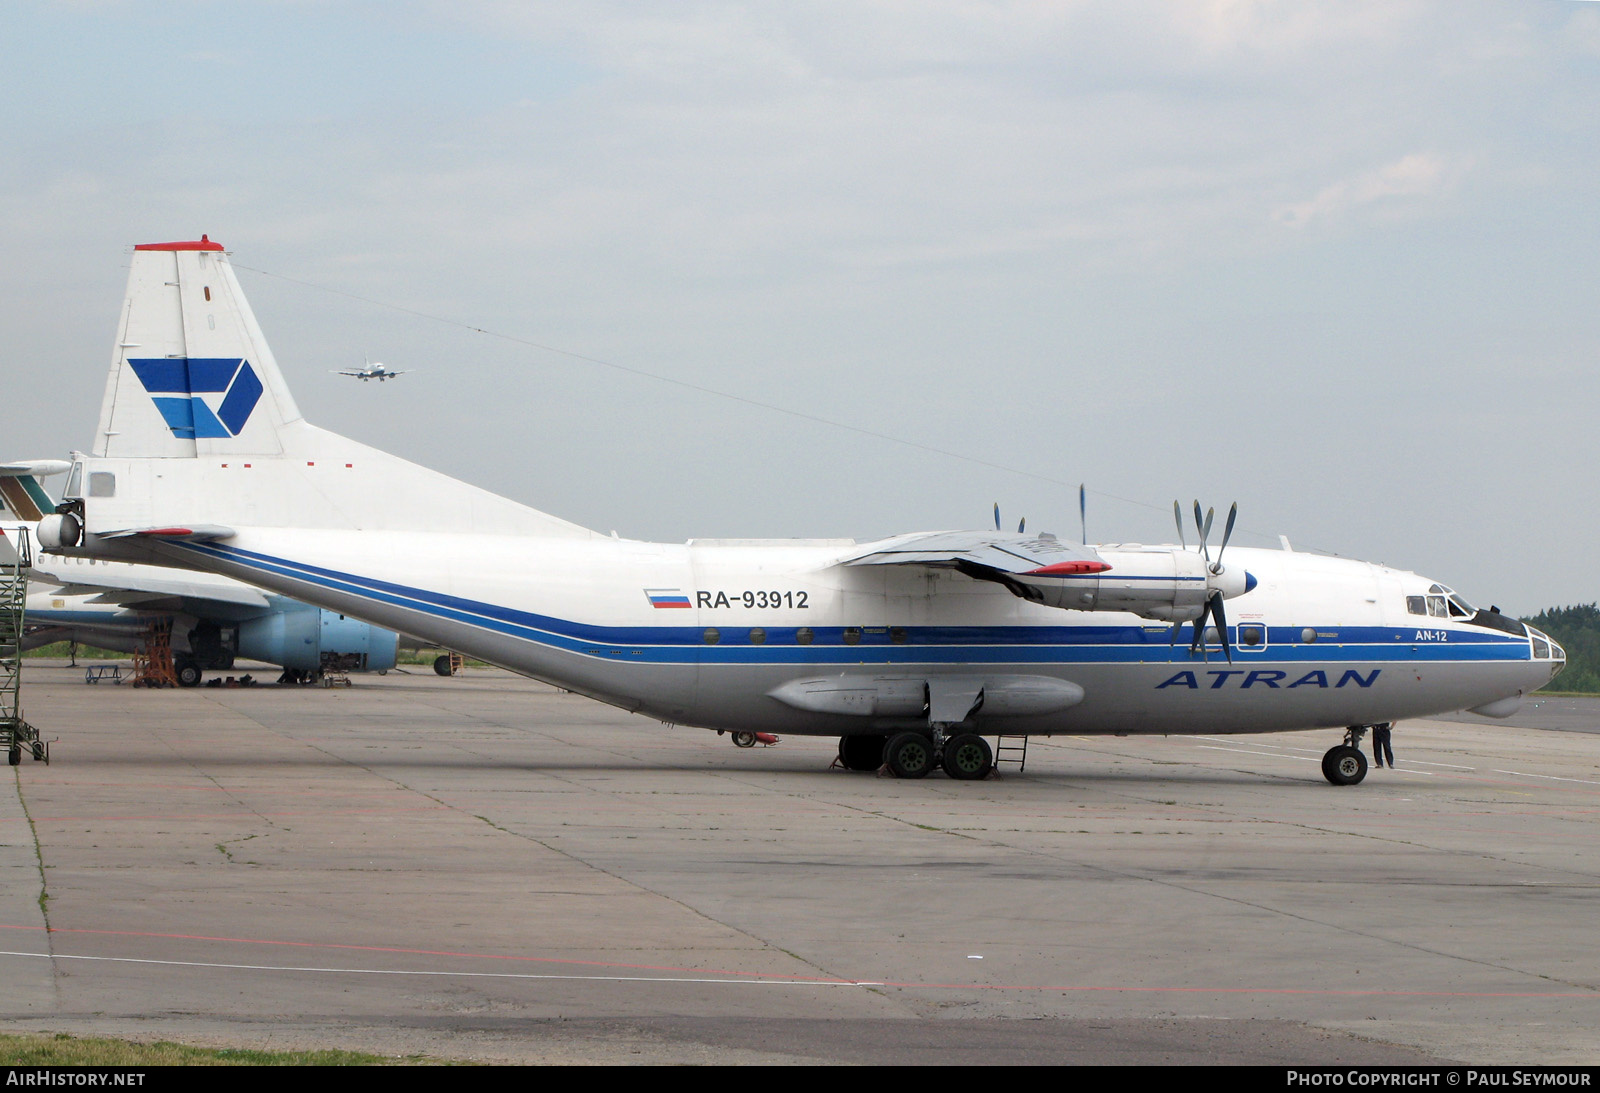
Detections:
129,358,264,439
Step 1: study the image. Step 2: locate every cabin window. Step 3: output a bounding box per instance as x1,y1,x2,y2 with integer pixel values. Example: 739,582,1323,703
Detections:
702,628,721,645
795,627,814,645
1240,626,1263,647
88,472,116,498
890,627,908,644
842,627,861,646
748,627,766,645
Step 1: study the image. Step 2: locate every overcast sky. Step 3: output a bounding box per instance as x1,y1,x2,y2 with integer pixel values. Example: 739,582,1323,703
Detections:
3,1,1598,613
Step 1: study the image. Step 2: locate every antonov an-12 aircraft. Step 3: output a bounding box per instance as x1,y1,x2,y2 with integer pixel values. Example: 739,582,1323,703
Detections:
37,237,1564,784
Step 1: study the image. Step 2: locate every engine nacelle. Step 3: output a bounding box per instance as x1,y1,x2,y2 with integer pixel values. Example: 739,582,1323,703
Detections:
1015,547,1255,622
237,604,398,672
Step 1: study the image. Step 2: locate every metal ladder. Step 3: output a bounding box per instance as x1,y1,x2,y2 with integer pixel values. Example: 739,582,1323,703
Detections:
131,618,177,688
1,527,46,765
994,734,1028,773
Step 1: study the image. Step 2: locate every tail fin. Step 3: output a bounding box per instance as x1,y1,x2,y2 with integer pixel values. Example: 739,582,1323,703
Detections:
95,236,300,458
0,464,63,523
82,237,596,539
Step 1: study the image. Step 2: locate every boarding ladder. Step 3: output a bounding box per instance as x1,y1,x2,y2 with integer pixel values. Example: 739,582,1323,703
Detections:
994,734,1028,773
1,527,47,765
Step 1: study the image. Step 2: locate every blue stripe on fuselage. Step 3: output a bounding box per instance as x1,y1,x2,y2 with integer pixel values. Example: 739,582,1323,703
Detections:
171,541,1531,667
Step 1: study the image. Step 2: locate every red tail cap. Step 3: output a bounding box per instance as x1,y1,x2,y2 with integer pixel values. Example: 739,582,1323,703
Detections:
134,235,223,252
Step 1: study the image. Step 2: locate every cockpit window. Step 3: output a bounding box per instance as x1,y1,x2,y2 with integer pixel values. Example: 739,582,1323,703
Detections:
1409,591,1473,619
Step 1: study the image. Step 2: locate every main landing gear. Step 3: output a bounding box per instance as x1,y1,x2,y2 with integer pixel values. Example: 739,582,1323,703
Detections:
841,731,994,780
174,658,203,688
1321,726,1370,786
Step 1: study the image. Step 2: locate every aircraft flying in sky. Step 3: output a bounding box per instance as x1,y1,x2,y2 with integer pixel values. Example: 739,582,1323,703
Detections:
35,238,1565,784
332,360,409,382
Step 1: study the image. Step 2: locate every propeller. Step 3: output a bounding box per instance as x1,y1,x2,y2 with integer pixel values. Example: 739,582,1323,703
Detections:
1178,499,1243,663
993,502,1025,534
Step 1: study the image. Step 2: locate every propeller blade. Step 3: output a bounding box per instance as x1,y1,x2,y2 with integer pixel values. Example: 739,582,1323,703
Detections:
1174,501,1186,550
994,502,1001,532
1017,517,1025,534
1193,501,1214,565
1079,484,1087,546
1214,503,1238,572
1210,591,1233,664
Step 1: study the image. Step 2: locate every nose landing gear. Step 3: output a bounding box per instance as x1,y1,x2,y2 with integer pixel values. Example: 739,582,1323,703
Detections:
1322,726,1369,785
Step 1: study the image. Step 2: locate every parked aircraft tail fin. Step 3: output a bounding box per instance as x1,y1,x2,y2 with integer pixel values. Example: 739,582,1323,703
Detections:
0,464,62,523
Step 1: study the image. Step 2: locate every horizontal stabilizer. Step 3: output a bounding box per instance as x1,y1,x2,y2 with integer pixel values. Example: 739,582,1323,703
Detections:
99,524,237,542
30,567,269,609
84,591,170,607
0,460,71,478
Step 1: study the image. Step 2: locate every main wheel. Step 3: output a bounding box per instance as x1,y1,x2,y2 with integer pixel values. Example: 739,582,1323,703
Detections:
941,733,993,781
884,732,934,779
433,654,454,677
1322,744,1368,786
731,731,758,748
7,745,18,767
175,660,203,688
837,735,885,772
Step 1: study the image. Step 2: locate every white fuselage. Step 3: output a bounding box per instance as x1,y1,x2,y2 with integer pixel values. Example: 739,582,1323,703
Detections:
116,528,1559,737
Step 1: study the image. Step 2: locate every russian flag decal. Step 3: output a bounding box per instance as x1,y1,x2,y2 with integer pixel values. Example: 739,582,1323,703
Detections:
644,588,692,609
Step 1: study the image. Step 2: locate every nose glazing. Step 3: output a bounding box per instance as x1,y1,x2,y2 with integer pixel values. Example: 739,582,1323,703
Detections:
1526,626,1564,664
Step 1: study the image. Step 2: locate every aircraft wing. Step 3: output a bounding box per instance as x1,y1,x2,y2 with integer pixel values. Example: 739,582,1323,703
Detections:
838,531,1109,576
29,566,271,610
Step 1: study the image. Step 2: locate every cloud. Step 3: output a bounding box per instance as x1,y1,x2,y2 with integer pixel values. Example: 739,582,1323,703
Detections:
1273,152,1453,228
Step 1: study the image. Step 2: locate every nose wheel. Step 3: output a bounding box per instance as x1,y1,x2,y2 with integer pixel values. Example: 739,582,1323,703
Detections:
1321,738,1368,786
